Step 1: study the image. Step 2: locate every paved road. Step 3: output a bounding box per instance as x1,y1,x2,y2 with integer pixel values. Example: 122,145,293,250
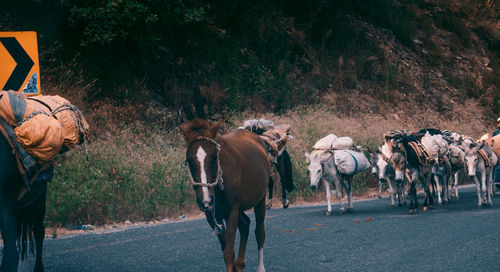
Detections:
19,186,500,271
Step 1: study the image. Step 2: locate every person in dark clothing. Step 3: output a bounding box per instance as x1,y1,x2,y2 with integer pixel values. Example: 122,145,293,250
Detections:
493,117,500,136
494,118,500,185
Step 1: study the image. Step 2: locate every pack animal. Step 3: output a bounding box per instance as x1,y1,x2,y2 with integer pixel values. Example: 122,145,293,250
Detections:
0,132,49,272
421,132,450,205
462,140,498,208
182,119,271,272
304,149,370,216
370,144,402,207
447,144,465,200
385,131,434,214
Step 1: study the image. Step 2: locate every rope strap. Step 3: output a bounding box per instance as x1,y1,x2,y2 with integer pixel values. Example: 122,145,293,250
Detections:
15,111,49,127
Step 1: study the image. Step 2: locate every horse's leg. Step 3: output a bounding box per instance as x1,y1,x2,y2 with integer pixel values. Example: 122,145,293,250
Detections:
451,171,459,200
324,180,332,216
386,178,395,208
347,177,353,212
334,179,344,214
254,197,266,272
266,176,274,210
378,180,383,199
443,173,449,204
487,170,493,207
473,174,482,208
481,170,487,206
235,211,250,271
222,207,239,272
33,184,47,272
0,199,19,271
407,171,417,214
434,173,443,205
396,180,403,207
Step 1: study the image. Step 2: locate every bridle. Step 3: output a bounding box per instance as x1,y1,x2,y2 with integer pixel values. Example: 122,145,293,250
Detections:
185,136,226,235
186,136,224,190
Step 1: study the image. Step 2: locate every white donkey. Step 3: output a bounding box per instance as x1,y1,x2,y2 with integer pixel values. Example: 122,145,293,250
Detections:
447,144,465,200
304,149,370,216
462,140,498,208
370,144,399,207
421,132,450,205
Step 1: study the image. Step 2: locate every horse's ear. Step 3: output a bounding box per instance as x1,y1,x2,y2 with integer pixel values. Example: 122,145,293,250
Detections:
180,122,193,142
304,151,311,161
469,142,477,149
478,142,485,150
210,120,222,138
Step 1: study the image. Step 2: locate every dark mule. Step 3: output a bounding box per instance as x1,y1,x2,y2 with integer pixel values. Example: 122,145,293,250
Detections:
0,132,49,272
181,119,270,272
267,149,294,209
387,133,434,214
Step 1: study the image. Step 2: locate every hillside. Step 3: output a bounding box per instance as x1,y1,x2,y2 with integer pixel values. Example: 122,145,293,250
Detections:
1,0,500,225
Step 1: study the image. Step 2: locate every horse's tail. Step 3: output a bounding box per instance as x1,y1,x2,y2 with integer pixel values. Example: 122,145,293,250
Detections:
17,204,36,260
279,149,295,193
16,180,47,260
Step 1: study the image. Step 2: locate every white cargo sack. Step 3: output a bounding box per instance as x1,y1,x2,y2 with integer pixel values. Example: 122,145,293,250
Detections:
334,150,370,175
313,134,338,150
332,137,355,150
313,134,355,150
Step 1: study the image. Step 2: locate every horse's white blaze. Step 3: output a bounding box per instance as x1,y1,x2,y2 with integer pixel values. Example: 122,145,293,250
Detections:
377,159,388,180
196,146,210,205
465,154,477,177
257,248,265,272
395,169,404,182
308,161,322,188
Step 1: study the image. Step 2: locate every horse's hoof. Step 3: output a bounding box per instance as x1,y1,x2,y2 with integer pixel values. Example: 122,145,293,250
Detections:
398,203,403,207
282,199,290,209
347,208,353,213
423,206,428,212
477,205,482,209
266,202,272,210
378,195,381,199
488,203,492,208
340,209,345,214
409,209,414,215
325,211,332,216
391,205,396,209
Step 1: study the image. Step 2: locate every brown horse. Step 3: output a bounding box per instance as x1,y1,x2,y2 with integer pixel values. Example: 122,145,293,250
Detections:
181,119,270,272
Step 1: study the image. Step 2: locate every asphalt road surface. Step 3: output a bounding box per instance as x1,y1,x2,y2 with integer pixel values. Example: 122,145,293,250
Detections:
18,186,500,271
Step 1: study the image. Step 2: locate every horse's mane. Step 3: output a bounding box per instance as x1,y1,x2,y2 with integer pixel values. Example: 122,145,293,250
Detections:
181,119,221,143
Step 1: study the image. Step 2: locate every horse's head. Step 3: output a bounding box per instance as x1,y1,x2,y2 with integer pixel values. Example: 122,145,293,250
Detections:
369,151,379,175
371,148,392,182
304,151,332,191
390,145,407,183
448,145,465,166
463,141,483,177
181,119,222,212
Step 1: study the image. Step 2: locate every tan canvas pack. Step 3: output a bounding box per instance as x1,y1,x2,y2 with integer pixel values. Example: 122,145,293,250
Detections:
0,90,88,162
